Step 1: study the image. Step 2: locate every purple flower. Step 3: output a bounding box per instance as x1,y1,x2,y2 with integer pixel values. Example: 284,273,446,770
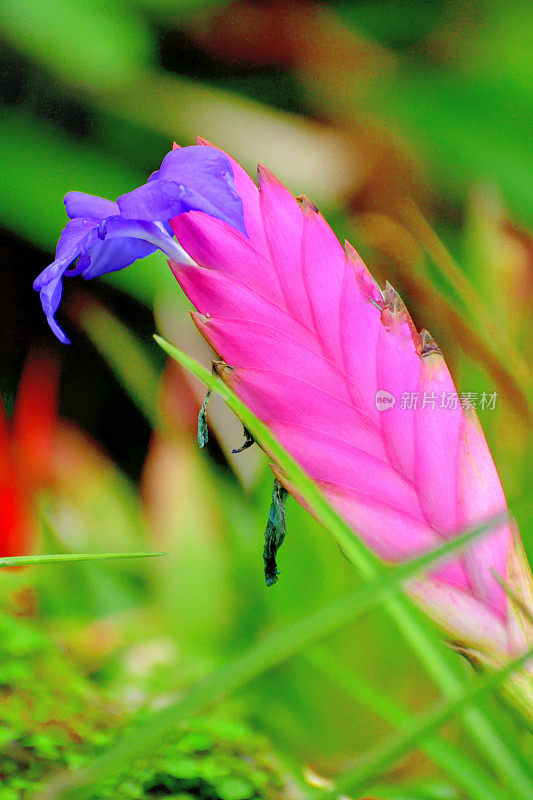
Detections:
33,145,246,343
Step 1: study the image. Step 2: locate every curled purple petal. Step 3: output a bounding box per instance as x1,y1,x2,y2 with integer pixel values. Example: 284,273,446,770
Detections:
118,145,246,235
33,218,95,291
117,180,186,222
64,192,119,220
38,272,71,344
34,214,190,341
82,236,156,279
54,217,96,262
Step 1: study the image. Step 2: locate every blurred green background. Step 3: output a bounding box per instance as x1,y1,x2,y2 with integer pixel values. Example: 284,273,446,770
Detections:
0,1,532,798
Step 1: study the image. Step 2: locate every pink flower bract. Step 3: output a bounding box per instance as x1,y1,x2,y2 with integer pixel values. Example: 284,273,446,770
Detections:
170,139,517,656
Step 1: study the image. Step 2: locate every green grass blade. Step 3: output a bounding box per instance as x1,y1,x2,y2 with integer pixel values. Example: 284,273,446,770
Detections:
383,594,533,797
34,511,514,799
0,552,168,568
307,646,507,800
331,644,533,799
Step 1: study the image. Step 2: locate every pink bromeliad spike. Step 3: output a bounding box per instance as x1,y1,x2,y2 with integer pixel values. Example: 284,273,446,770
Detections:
169,139,532,665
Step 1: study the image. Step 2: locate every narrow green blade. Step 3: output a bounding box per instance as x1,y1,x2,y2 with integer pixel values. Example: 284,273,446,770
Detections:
0,552,168,568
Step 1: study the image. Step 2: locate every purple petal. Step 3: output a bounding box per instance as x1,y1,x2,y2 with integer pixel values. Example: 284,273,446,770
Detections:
33,217,95,291
98,216,190,263
35,148,244,345
81,235,156,279
38,272,71,344
64,192,119,220
77,217,191,280
54,217,97,261
33,216,98,342
117,179,186,222
33,215,158,341
118,145,246,235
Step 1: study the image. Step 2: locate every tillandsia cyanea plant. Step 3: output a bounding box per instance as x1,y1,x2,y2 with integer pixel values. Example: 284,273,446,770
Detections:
34,139,532,707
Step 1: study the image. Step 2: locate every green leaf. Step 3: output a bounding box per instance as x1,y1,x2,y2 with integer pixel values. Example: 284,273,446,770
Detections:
307,646,506,800
331,643,533,799
0,552,167,569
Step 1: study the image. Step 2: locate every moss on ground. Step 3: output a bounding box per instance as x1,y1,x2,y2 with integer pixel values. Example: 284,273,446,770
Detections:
0,613,290,799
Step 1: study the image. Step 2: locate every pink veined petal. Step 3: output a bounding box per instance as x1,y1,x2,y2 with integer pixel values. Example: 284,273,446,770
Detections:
171,211,285,305
409,578,510,654
257,166,313,327
345,240,383,305
220,365,380,445
301,201,347,364
414,351,462,535
267,421,420,515
171,262,316,346
339,261,381,423
192,314,352,402
426,560,473,592
376,322,422,479
302,480,441,562
271,467,469,587
457,409,512,618
267,419,384,474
